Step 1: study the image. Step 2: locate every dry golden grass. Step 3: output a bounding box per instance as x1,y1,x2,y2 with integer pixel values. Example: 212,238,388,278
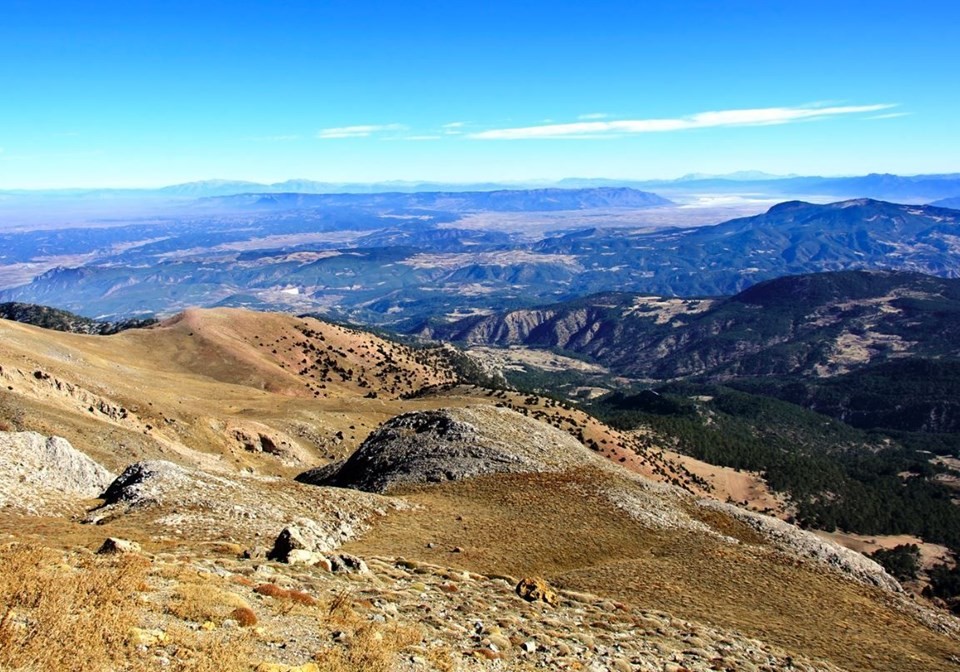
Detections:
168,581,252,624
345,471,960,672
312,621,423,672
0,543,256,671
149,624,255,672
297,588,424,672
0,543,147,671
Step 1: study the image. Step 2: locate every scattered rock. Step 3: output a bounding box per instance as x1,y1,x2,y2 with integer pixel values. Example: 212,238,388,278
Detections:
85,459,401,550
96,537,142,555
516,577,559,606
328,553,369,574
242,546,268,560
127,627,167,647
284,549,329,568
268,518,350,562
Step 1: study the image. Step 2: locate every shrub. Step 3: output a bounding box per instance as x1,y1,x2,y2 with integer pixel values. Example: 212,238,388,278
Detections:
254,582,288,598
870,544,921,582
229,606,258,627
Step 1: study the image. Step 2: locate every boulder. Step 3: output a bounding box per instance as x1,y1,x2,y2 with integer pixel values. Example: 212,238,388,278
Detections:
516,577,559,606
268,518,349,562
0,431,116,514
96,537,142,555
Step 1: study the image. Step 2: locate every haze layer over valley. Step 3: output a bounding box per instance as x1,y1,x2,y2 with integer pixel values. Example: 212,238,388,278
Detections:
3,178,960,328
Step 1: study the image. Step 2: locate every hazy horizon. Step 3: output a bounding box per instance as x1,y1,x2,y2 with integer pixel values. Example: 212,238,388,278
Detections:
4,170,960,194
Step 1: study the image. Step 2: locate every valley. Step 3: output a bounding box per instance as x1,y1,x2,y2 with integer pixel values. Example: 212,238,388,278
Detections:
3,188,960,330
2,182,960,671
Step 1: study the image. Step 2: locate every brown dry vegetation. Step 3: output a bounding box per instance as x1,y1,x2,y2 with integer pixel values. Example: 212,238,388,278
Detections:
0,543,146,670
0,541,442,672
310,593,425,672
345,470,960,672
0,543,253,672
3,309,960,670
168,582,252,624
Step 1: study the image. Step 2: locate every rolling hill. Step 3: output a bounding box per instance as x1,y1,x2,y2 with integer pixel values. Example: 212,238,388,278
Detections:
2,306,959,671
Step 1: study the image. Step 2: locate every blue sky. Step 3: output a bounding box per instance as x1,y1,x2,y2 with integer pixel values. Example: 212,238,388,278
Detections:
0,0,957,188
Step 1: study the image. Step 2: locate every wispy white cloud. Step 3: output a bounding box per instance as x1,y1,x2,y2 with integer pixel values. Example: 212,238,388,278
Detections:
469,103,897,140
316,123,406,139
867,112,911,120
441,121,467,135
577,112,609,120
400,135,443,141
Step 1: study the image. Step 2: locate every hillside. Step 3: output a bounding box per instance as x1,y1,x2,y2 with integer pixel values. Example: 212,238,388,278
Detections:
424,271,960,596
2,306,960,670
423,269,960,380
0,301,156,334
0,307,461,474
0,305,738,501
586,383,960,552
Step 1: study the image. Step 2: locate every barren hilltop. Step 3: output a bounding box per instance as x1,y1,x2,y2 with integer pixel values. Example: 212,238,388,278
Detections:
1,308,959,671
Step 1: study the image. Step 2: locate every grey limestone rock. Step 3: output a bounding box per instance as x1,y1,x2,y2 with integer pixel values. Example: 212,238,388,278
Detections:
297,405,596,494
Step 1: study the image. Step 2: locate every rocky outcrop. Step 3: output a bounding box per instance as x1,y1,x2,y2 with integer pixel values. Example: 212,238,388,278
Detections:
96,537,142,555
87,459,408,548
700,500,902,592
268,518,355,561
0,431,115,515
297,406,599,493
99,460,199,509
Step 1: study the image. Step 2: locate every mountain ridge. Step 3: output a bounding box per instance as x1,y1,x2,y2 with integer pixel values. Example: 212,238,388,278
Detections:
4,197,960,325
5,171,960,202
421,269,960,380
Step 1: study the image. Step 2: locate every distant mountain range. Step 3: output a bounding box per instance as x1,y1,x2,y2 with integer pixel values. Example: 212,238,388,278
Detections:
3,171,960,204
198,186,672,212
933,196,960,209
633,173,960,203
526,198,960,297
2,197,960,324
